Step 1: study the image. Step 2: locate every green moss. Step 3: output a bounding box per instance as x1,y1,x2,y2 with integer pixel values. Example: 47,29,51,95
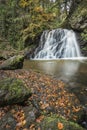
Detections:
36,114,85,130
0,78,24,96
11,55,24,65
0,55,24,70
81,29,87,41
71,1,87,19
0,78,31,106
8,79,22,94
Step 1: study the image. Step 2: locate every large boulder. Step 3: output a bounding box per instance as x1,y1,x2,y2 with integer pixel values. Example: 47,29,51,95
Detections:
0,55,24,70
0,78,31,106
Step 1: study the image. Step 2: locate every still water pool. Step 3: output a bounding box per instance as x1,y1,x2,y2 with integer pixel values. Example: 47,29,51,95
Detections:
23,58,87,106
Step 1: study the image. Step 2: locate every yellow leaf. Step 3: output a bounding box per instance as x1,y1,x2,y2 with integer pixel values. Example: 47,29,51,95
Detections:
30,124,35,129
22,120,26,126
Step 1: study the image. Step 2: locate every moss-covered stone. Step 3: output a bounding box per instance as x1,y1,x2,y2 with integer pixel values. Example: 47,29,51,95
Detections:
0,55,24,70
0,78,31,106
36,114,85,130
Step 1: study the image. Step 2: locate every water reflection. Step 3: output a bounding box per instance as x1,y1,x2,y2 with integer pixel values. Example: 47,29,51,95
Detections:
37,61,58,75
36,60,80,81
61,61,80,80
23,59,87,106
24,59,87,82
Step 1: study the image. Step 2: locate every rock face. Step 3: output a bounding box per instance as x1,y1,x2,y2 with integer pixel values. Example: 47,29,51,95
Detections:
0,55,24,70
76,32,87,56
0,105,40,130
0,112,17,130
69,0,87,56
0,78,31,106
69,0,87,32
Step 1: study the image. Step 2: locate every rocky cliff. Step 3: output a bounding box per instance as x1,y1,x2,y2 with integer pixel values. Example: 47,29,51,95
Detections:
69,0,87,56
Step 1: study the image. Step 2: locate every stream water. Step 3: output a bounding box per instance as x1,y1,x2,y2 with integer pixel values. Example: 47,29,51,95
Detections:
23,58,87,106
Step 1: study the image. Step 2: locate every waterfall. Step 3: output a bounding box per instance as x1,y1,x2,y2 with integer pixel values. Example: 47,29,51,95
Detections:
34,29,81,59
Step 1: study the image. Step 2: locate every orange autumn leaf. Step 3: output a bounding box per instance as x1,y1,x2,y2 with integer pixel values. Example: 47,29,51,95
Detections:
41,103,49,110
29,124,35,129
72,106,81,112
11,109,16,114
16,122,22,127
37,127,41,130
6,124,11,128
23,128,28,130
58,122,64,130
36,115,44,123
73,115,78,121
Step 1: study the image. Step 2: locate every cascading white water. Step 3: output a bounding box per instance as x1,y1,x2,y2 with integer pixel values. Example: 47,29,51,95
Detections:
34,29,81,59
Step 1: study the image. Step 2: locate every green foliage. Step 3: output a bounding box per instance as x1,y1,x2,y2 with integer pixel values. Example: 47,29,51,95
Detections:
69,0,87,30
19,0,58,46
21,12,55,44
81,29,87,41
8,19,24,50
1,0,83,50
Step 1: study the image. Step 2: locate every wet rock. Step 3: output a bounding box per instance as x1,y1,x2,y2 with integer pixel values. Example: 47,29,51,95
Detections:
0,78,31,106
76,32,87,56
0,104,40,130
78,107,87,129
0,112,17,130
23,106,40,128
24,46,37,59
0,55,24,70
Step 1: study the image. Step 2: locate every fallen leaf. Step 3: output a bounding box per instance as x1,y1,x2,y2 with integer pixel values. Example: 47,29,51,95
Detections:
22,120,26,126
30,124,35,129
23,128,28,130
36,115,44,123
58,122,64,130
6,124,11,128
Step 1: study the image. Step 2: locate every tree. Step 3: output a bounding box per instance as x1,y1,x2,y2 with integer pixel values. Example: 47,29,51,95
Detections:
18,0,56,47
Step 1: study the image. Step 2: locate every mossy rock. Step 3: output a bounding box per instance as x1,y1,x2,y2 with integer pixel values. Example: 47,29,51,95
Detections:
36,115,85,130
0,55,24,70
0,78,32,106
